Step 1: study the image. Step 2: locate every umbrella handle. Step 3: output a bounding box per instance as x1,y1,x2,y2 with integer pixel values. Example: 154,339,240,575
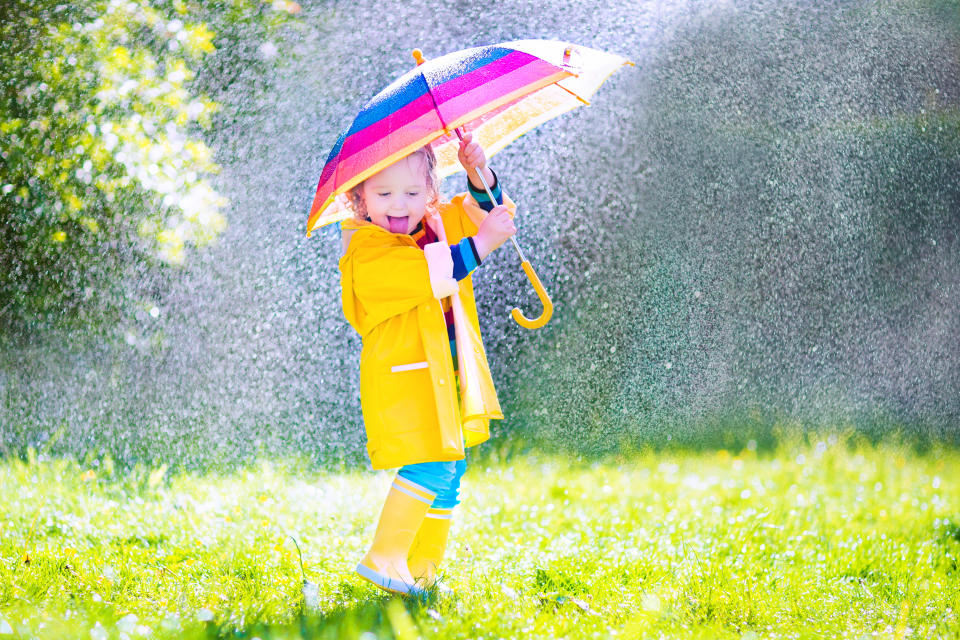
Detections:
511,260,553,330
452,128,554,329
435,210,552,330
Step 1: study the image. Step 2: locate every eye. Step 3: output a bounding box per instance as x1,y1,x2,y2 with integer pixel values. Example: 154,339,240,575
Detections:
377,192,390,197
406,191,421,197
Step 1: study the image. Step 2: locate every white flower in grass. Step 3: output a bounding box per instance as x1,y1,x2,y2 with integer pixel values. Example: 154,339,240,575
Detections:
116,614,138,633
160,613,180,631
640,592,661,613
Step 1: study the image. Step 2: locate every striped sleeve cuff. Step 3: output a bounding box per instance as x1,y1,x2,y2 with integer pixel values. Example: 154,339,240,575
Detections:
450,237,482,280
467,169,503,212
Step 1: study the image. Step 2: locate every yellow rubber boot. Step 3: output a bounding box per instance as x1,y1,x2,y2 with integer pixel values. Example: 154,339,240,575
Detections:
408,507,454,588
356,476,435,596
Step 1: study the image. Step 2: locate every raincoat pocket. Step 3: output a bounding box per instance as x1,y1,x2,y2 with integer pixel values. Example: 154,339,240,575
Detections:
376,362,435,435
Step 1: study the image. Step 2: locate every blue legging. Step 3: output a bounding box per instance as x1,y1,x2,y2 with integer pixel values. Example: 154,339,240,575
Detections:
397,458,467,509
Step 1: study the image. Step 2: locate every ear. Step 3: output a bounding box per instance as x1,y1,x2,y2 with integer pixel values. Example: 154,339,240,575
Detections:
424,191,441,217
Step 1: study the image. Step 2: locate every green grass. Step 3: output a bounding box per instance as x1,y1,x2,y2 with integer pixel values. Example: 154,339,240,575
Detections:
1,429,958,639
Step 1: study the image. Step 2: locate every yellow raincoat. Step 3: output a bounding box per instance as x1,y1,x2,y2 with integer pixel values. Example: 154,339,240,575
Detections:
339,193,516,470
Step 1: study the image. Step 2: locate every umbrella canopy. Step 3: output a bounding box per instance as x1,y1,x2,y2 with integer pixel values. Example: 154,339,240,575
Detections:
306,40,632,234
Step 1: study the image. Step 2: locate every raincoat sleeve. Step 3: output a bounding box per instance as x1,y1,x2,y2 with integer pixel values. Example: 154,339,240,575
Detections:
341,242,435,334
450,237,482,280
466,169,504,211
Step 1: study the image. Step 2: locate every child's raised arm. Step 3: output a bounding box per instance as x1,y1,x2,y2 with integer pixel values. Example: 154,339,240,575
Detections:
457,133,516,259
458,131,496,194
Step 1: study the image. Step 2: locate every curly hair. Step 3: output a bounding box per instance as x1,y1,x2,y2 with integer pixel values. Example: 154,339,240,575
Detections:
347,146,441,223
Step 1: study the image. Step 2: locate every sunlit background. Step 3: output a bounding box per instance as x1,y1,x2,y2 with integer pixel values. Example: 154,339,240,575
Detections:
2,0,957,468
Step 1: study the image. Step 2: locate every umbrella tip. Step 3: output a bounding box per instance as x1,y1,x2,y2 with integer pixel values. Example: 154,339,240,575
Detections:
412,49,425,66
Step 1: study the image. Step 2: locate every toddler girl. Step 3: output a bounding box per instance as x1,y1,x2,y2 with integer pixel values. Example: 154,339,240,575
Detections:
338,133,516,595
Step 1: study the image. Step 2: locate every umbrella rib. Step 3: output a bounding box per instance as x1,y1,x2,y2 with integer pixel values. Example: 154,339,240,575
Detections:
419,69,451,133
555,82,591,105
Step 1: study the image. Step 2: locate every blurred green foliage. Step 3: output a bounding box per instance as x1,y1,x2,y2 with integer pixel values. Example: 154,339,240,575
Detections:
0,0,300,334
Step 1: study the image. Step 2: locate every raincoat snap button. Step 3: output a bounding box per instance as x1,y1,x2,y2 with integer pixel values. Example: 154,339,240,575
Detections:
438,378,445,385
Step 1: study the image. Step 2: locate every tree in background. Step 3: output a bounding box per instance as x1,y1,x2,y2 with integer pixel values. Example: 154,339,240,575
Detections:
0,0,300,335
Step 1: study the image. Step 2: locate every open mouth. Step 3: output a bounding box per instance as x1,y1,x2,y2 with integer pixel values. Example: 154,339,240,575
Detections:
387,215,408,234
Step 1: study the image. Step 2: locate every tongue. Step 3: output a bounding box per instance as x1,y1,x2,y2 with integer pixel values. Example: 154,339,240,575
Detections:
388,216,408,234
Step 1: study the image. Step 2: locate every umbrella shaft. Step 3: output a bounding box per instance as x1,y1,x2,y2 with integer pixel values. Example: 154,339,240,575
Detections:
509,236,525,262
469,165,527,264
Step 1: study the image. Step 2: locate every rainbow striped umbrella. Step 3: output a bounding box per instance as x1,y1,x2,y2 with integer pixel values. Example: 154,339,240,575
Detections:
306,39,632,234
308,40,632,329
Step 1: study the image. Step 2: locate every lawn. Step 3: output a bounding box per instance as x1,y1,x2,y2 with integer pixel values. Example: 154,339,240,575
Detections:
1,430,957,639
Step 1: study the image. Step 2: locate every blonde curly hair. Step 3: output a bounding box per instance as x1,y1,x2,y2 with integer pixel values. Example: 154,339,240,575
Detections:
347,145,441,223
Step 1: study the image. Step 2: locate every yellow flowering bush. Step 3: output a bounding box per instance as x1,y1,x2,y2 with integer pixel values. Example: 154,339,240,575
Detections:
0,0,298,331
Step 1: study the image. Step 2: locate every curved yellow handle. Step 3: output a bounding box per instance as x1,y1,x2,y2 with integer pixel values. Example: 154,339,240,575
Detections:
511,260,553,330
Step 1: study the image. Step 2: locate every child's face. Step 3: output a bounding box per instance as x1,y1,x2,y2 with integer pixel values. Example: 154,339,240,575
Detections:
361,155,430,235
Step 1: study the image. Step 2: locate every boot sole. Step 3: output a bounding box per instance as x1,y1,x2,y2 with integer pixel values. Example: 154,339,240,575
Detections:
356,563,427,597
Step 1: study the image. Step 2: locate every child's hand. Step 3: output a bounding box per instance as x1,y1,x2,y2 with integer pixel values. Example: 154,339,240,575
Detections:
473,204,516,261
458,131,496,190
457,131,486,173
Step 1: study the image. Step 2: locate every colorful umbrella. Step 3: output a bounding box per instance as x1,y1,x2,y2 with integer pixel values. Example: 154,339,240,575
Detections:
307,39,633,328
